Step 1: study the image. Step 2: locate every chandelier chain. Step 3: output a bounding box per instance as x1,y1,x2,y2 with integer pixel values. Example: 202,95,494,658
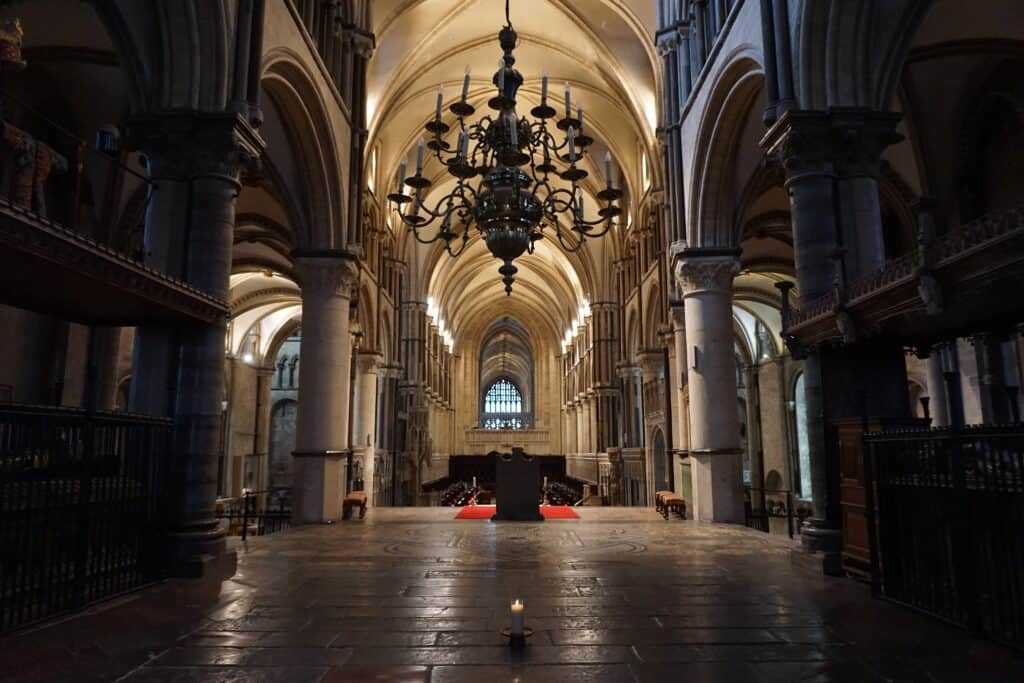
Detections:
387,3,622,294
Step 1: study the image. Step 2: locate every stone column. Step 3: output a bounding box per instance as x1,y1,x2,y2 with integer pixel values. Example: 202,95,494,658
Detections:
674,250,744,523
292,253,359,523
128,153,191,417
353,351,382,504
565,404,577,454
832,110,903,281
637,350,664,504
763,113,838,557
581,396,594,454
574,399,585,455
125,113,262,576
764,110,906,574
670,304,690,453
254,364,274,492
926,347,950,427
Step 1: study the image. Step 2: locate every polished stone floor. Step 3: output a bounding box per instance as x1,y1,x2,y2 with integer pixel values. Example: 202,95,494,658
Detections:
2,508,1022,682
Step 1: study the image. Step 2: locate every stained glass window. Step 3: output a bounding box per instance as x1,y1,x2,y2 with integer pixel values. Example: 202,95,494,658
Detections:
484,379,522,414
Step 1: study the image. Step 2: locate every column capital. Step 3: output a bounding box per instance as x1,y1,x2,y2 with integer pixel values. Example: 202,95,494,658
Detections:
637,350,664,382
673,248,740,296
125,111,264,182
616,362,640,380
292,251,360,300
670,302,686,329
356,351,383,374
761,108,902,179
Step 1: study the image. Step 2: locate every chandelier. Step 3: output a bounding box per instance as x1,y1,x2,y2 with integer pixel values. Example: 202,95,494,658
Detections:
387,0,623,295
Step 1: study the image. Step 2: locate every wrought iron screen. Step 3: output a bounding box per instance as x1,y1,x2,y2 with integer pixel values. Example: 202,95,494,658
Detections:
866,424,1024,650
0,405,171,631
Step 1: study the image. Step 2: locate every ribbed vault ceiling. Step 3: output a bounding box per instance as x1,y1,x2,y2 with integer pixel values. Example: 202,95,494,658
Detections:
370,0,657,357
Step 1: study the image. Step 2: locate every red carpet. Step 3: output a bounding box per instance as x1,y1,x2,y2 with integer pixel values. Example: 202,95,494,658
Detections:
454,505,579,520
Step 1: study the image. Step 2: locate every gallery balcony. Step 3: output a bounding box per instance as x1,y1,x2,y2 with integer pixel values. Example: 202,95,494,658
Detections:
782,208,1024,349
0,93,227,326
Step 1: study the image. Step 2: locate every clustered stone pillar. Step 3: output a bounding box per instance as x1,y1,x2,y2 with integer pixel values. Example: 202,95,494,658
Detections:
353,351,382,504
764,109,907,573
675,250,744,523
126,114,262,576
292,252,359,523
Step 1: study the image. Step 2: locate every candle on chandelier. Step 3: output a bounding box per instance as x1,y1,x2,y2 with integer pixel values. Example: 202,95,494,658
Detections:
435,84,444,122
541,71,549,106
462,65,471,102
604,152,613,188
510,600,525,637
567,125,576,162
577,190,585,220
577,106,584,131
416,138,425,173
564,82,571,118
397,159,407,192
498,59,506,94
457,126,468,157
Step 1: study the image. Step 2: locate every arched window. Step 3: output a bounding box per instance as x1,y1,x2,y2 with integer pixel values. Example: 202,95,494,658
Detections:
482,379,524,429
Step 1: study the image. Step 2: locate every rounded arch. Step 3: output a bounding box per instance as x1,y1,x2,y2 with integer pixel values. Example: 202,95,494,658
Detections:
955,63,1024,223
261,50,345,250
688,52,766,248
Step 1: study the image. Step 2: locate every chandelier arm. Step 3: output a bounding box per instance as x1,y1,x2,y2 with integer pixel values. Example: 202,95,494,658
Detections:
445,229,472,258
576,217,616,238
553,224,586,252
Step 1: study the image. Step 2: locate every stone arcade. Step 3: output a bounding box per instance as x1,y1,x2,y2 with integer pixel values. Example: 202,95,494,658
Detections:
0,1,1022,681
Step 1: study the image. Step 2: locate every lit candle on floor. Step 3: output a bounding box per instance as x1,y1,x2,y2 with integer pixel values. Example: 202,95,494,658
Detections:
510,599,525,636
472,476,477,489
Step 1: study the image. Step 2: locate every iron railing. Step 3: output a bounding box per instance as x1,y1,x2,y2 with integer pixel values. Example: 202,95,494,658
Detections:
865,423,1024,650
0,404,171,631
743,487,810,538
217,488,291,541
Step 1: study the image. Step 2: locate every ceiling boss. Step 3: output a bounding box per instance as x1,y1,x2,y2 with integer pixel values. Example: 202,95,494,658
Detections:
388,0,623,295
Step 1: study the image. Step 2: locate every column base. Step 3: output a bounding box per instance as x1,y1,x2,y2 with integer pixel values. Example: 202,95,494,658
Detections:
690,448,745,523
292,450,348,523
792,518,843,576
164,523,237,580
